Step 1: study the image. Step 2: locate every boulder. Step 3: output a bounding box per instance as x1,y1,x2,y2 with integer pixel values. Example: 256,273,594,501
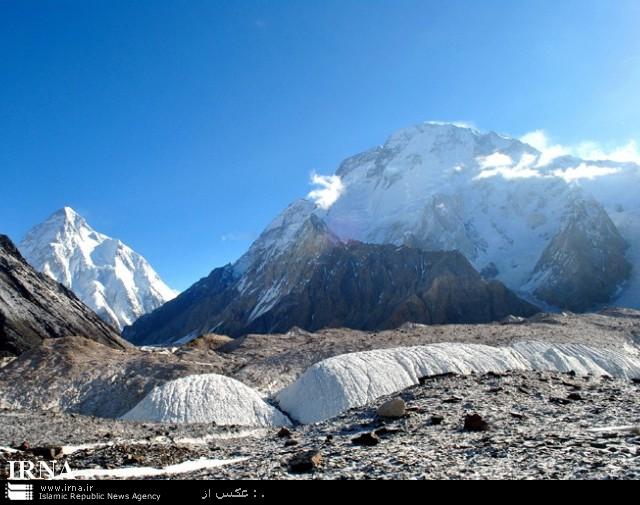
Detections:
376,398,406,418
464,414,489,432
288,451,323,474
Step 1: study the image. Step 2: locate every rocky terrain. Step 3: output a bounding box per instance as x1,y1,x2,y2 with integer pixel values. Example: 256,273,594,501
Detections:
1,370,638,480
215,308,640,394
0,337,231,417
0,235,127,356
530,199,632,312
2,310,639,479
2,310,639,416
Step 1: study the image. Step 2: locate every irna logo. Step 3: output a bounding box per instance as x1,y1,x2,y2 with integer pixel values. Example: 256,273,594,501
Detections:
5,482,34,501
8,460,72,480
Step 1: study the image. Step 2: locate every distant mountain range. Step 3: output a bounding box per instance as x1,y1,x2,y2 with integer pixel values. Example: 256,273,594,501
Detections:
0,234,126,356
125,122,638,345
12,123,638,347
19,207,177,331
124,209,539,345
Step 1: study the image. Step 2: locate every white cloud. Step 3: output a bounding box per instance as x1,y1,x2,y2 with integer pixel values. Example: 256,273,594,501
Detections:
520,130,640,165
520,130,570,166
552,164,621,183
307,172,344,210
476,152,540,180
471,129,638,183
479,152,513,169
574,140,640,164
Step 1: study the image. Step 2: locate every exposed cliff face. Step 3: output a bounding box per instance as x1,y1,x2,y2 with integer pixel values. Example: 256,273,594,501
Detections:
240,243,539,334
529,199,632,312
0,234,127,356
124,212,538,345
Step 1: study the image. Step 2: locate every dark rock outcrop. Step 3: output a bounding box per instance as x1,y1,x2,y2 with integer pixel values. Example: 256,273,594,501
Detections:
125,215,539,345
240,243,539,335
531,199,632,312
0,235,127,356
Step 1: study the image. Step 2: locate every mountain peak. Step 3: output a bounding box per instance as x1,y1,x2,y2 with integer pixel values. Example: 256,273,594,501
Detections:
57,205,78,218
45,206,90,234
19,208,176,330
0,234,22,258
336,122,537,183
384,121,518,148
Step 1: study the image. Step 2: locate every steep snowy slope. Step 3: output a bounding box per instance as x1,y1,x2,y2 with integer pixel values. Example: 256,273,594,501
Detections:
0,235,127,356
121,374,291,426
20,207,177,330
526,198,631,311
277,341,640,423
126,122,639,345
318,123,638,308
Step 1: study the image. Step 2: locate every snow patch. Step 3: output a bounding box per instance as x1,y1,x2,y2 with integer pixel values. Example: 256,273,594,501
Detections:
55,457,248,480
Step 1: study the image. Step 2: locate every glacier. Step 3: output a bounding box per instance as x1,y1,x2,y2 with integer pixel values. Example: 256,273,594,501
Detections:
276,341,640,424
121,373,292,427
19,207,177,330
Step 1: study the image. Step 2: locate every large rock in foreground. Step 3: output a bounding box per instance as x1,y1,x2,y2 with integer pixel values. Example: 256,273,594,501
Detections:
0,235,126,356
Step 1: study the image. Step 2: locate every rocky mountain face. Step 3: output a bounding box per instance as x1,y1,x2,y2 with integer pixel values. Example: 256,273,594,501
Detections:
240,243,538,335
19,207,177,330
0,235,127,356
126,122,638,345
124,204,538,345
528,199,632,311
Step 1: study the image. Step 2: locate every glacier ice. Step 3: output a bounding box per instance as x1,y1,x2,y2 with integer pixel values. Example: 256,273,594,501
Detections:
121,374,292,427
276,341,640,424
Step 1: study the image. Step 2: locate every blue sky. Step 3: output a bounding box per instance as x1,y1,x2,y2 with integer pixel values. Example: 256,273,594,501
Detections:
1,0,639,290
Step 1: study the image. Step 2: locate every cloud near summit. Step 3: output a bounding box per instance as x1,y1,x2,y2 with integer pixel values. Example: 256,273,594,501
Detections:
520,130,640,165
308,172,344,210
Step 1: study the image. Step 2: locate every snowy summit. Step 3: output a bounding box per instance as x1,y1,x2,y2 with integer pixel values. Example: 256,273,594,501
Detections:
126,122,640,345
19,207,177,331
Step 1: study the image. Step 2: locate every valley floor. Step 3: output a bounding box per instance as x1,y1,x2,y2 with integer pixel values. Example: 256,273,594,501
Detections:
2,370,639,480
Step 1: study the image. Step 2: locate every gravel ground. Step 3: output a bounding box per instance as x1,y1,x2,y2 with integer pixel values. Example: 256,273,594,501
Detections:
2,310,639,417
2,371,639,480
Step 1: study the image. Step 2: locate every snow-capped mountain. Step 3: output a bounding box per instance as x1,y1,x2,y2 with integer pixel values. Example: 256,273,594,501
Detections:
318,122,638,310
19,207,177,331
125,122,639,345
